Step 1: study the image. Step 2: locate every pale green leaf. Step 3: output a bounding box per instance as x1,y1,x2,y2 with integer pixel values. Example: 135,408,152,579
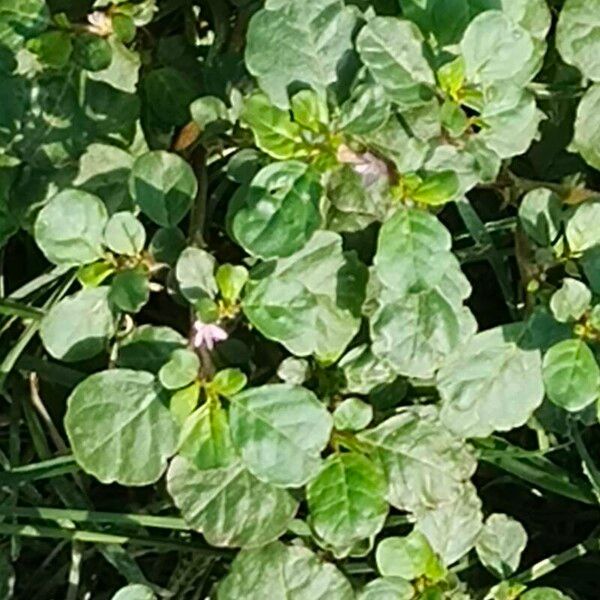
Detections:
356,17,435,108
229,384,333,487
175,247,218,303
104,212,145,256
358,577,413,600
476,513,528,578
243,231,366,363
358,406,477,512
556,0,600,81
542,339,600,412
566,199,600,253
34,189,108,266
415,482,483,566
217,542,353,599
40,287,116,362
333,398,373,431
549,278,591,323
245,0,356,108
231,161,321,258
307,453,388,551
438,324,545,438
158,348,200,390
519,188,563,246
167,456,298,548
65,369,179,485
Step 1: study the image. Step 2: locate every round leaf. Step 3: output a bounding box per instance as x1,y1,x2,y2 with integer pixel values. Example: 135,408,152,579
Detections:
439,325,545,438
549,278,591,323
333,398,373,431
158,348,200,390
65,369,179,485
229,384,333,487
175,247,217,303
375,531,444,581
217,542,353,599
231,161,322,259
307,453,388,551
542,339,600,412
566,199,600,253
109,269,150,313
557,0,600,81
129,151,197,227
358,406,477,512
34,189,108,266
167,456,298,548
475,513,528,578
40,287,116,362
104,211,146,256
358,577,414,600
112,585,156,600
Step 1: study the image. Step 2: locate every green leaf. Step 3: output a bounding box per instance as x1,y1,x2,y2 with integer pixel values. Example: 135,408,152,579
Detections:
375,530,445,581
129,151,197,227
116,325,187,373
460,11,535,85
27,31,72,68
216,264,248,304
438,324,545,438
410,171,460,206
479,85,543,159
307,453,388,551
566,199,600,253
177,401,235,468
550,278,591,323
65,369,179,485
557,0,600,81
243,231,366,363
240,94,306,160
143,67,201,128
356,17,435,108
169,381,200,424
571,85,600,171
542,339,600,412
112,585,156,600
109,269,150,313
415,482,483,566
72,33,113,72
291,89,329,132
277,357,310,385
520,589,571,600
158,348,199,390
167,456,298,548
400,0,470,46
190,96,230,134
231,161,322,258
40,287,116,362
217,542,353,599
34,189,108,266
245,0,356,109
339,345,397,395
371,269,475,379
475,513,527,578
338,84,390,136
229,384,333,487
358,406,477,512
73,143,134,214
358,577,414,600
374,207,452,294
210,368,247,398
149,227,186,266
88,36,141,93
175,247,218,303
519,188,563,246
113,13,136,44
0,0,48,57
333,398,373,431
104,212,145,256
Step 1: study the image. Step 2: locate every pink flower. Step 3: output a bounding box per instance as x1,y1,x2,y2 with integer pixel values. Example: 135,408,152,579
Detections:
192,321,228,350
337,145,388,187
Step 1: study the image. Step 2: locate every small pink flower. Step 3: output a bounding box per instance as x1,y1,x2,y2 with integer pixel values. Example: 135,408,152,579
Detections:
192,321,228,350
337,145,388,187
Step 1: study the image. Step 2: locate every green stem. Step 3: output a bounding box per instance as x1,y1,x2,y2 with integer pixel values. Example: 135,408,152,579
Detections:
0,298,45,320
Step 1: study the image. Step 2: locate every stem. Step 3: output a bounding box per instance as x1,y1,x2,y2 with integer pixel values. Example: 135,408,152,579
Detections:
188,145,208,248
